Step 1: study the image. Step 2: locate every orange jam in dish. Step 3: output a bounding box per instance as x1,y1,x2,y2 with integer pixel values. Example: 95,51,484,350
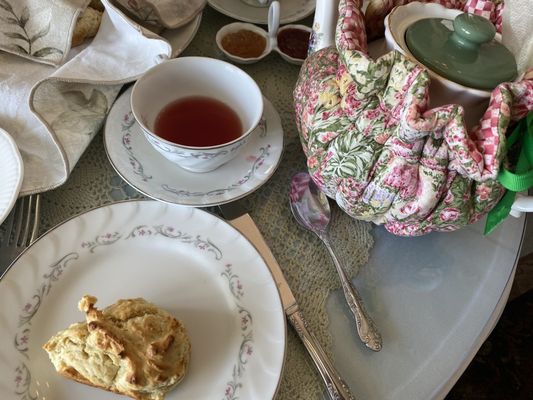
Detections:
221,30,267,59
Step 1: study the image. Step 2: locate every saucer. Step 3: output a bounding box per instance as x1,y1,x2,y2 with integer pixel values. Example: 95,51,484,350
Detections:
207,0,315,24
0,128,23,225
104,86,284,207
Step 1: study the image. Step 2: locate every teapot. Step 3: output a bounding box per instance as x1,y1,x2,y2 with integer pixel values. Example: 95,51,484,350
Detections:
294,0,533,236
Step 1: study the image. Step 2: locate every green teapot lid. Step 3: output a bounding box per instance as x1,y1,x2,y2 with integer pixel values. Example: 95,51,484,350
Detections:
405,13,517,90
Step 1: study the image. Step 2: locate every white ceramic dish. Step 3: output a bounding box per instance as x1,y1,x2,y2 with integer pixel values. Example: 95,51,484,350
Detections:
161,12,203,58
216,22,312,65
0,200,286,399
216,2,311,65
105,86,283,207
0,128,23,225
208,0,315,24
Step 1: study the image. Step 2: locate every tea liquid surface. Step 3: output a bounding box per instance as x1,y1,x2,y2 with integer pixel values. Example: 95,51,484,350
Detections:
154,96,243,147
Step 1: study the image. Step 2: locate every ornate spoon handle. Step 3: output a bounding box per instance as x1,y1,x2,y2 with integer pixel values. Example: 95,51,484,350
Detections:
323,237,382,352
288,309,356,400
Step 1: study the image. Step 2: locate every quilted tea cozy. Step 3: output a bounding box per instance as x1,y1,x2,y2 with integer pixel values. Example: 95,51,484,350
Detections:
294,0,533,236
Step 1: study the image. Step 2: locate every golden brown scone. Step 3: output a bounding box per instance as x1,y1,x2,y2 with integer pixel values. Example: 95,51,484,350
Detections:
43,295,191,400
71,6,103,47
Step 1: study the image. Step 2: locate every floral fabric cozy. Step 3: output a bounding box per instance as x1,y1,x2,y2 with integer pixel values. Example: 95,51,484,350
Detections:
294,0,533,236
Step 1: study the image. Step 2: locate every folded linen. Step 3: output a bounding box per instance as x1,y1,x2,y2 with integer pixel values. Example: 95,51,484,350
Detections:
0,0,175,195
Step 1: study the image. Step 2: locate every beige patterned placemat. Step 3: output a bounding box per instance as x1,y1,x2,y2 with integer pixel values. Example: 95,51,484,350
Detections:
39,6,375,399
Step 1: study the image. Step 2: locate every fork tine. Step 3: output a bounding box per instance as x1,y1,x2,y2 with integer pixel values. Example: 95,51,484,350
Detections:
29,194,41,244
19,195,34,247
12,196,25,246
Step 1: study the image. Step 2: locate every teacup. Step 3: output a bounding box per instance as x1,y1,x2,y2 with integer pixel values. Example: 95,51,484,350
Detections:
131,57,263,173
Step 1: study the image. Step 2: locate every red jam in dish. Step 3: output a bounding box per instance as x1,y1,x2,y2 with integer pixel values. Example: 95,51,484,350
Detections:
277,28,310,60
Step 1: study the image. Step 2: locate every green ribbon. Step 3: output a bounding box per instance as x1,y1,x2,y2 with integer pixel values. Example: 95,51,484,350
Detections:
485,112,533,235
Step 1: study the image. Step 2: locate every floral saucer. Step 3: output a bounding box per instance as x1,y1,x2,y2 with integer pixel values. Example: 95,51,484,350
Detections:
104,86,284,207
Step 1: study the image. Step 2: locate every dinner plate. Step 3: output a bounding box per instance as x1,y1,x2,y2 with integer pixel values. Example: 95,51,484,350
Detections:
104,86,284,207
0,128,23,225
208,0,315,24
0,200,286,399
161,12,203,58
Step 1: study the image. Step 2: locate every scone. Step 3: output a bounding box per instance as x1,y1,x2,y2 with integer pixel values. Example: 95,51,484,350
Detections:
43,295,191,400
71,6,103,47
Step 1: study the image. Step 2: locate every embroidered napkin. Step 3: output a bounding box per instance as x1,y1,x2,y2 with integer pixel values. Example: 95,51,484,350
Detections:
0,0,175,196
0,0,89,66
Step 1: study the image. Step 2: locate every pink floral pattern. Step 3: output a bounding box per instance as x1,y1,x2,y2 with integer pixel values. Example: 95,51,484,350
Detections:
294,0,533,236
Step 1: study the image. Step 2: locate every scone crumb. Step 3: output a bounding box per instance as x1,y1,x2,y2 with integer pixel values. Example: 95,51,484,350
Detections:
78,295,97,312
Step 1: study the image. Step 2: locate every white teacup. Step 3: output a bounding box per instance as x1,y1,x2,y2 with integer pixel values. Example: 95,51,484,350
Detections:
131,57,263,173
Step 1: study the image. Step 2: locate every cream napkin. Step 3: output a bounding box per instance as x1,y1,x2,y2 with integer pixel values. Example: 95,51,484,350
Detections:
501,0,533,75
0,0,89,66
0,0,172,195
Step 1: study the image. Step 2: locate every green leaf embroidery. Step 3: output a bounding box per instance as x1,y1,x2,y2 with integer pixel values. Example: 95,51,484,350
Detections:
29,22,49,42
0,15,17,24
52,89,109,136
3,31,28,41
7,43,28,54
32,46,62,58
19,6,28,27
0,2,63,60
0,0,13,13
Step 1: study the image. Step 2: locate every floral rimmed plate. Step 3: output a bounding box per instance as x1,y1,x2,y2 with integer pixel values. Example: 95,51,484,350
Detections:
161,12,202,58
104,86,284,207
208,0,315,24
0,200,286,399
0,128,23,225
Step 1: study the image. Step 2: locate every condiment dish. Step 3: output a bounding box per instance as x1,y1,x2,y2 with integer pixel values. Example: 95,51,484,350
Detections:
216,1,311,65
275,24,312,64
215,22,272,64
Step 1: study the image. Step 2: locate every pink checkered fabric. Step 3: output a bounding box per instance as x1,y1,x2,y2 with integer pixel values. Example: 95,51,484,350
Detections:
364,0,504,39
337,0,368,52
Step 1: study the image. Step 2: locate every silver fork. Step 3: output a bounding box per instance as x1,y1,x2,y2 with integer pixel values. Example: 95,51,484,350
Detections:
0,194,41,275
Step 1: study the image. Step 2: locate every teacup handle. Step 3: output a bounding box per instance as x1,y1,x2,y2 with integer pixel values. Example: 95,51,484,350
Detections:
510,194,533,217
268,1,280,41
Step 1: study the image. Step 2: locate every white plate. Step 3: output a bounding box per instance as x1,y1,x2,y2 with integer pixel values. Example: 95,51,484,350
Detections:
208,0,315,24
0,128,23,225
0,200,286,399
161,13,203,58
104,86,284,207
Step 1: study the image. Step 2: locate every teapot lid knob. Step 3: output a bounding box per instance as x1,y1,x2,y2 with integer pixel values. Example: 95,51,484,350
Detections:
452,12,495,47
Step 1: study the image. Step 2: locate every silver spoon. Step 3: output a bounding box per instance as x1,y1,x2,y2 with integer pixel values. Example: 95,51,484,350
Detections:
289,172,382,351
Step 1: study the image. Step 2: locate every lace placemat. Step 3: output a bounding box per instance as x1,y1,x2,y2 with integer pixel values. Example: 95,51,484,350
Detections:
39,7,374,399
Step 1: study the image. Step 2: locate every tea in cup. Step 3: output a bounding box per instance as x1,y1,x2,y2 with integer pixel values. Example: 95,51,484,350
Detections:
131,57,263,173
